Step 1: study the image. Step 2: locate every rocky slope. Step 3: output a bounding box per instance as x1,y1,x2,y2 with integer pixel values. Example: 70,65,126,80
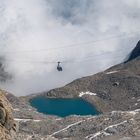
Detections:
0,90,17,140
1,41,140,140
6,93,140,140
17,40,140,140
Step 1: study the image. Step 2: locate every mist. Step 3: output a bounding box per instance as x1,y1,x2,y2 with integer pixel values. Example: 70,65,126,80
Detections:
0,0,140,96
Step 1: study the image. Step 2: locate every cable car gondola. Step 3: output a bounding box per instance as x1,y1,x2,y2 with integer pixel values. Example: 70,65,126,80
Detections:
57,62,63,71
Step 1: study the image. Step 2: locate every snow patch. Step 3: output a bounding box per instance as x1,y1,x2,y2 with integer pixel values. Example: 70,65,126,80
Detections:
88,131,102,139
13,108,20,111
56,118,62,121
111,109,140,116
86,131,110,140
125,109,140,115
106,70,118,75
134,109,140,112
79,91,97,97
104,118,110,121
14,118,41,122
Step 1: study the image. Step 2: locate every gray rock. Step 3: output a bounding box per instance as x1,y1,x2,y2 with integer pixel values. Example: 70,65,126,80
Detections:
0,106,6,125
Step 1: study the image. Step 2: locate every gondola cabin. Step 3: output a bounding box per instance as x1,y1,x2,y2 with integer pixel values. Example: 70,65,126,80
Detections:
57,62,63,71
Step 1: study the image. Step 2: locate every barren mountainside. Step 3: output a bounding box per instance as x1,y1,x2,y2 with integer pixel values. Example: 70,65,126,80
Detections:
12,40,140,140
0,41,140,140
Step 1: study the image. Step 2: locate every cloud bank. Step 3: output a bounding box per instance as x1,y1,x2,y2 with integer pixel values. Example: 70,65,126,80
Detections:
0,0,140,95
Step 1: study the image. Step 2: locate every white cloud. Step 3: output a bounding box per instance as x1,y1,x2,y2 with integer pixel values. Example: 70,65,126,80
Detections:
0,0,140,95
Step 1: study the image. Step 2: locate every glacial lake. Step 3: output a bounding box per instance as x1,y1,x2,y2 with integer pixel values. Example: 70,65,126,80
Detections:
30,97,99,117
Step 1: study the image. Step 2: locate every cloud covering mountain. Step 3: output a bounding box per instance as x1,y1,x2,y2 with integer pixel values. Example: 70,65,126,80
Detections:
0,0,140,95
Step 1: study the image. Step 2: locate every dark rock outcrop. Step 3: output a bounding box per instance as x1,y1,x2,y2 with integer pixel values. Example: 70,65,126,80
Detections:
126,40,140,62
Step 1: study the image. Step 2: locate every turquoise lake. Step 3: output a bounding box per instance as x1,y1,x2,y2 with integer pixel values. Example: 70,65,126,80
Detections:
30,97,99,117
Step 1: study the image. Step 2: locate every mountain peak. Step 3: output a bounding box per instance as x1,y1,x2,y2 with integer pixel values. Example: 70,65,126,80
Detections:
126,40,140,62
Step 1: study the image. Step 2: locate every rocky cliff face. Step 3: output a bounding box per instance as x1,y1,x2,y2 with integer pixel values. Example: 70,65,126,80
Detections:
0,90,17,140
